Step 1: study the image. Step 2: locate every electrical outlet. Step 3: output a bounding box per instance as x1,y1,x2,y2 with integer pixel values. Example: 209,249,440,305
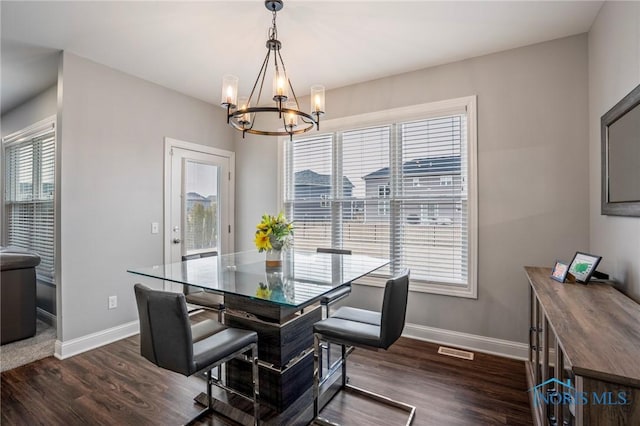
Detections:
108,295,118,310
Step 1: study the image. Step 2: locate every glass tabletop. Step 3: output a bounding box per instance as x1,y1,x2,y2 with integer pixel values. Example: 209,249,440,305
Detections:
127,250,389,308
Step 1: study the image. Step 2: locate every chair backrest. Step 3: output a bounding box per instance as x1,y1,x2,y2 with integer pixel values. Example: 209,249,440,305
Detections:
316,248,352,255
134,284,194,376
379,269,410,350
182,250,218,261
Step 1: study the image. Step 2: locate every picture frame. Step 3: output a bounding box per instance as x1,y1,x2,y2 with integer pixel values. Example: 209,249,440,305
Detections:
550,261,570,283
568,252,602,284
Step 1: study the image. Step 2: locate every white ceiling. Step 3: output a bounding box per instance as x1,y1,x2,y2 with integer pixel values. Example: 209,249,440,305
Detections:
1,1,603,114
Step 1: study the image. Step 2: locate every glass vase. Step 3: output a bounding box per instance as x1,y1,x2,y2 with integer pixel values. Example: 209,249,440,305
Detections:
265,249,282,268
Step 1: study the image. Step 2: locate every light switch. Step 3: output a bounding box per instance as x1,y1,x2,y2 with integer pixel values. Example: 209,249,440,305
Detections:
151,222,159,234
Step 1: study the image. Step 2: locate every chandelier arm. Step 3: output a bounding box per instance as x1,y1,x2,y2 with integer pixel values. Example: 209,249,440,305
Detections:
276,49,300,110
281,115,290,139
248,49,272,105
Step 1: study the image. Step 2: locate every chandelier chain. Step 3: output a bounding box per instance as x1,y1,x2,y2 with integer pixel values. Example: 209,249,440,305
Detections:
270,9,278,41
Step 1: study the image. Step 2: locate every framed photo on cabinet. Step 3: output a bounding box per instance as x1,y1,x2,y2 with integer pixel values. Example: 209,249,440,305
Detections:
568,252,602,283
550,261,570,283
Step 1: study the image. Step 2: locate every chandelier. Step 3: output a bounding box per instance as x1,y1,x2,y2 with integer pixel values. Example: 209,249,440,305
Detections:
220,0,325,140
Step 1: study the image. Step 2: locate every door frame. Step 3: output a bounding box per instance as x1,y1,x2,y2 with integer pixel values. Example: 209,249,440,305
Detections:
163,137,235,266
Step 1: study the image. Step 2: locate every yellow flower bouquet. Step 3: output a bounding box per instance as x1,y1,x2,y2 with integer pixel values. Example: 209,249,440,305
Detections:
254,212,294,252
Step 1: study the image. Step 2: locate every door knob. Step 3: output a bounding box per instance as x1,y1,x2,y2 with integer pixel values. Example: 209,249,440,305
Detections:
172,238,181,244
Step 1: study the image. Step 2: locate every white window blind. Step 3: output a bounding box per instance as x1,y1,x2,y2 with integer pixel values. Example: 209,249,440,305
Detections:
282,98,476,295
340,126,391,272
4,130,56,282
283,133,333,251
396,115,468,285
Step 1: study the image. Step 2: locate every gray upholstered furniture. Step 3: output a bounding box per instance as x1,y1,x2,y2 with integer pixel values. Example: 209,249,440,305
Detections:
133,284,260,425
1,246,41,345
312,269,415,426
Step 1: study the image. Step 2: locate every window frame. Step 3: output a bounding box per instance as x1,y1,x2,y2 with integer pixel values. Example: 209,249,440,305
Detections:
278,96,478,298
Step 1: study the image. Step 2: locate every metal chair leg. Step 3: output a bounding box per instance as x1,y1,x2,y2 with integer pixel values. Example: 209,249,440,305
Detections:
217,309,224,385
185,368,214,425
341,344,347,387
321,303,330,380
313,333,321,419
207,368,213,408
313,337,416,426
252,344,260,426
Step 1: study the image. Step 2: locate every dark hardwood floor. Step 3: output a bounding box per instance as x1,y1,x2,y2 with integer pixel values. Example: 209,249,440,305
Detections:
1,313,532,425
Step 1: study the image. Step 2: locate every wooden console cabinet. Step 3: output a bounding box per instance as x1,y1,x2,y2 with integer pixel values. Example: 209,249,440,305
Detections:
525,267,640,425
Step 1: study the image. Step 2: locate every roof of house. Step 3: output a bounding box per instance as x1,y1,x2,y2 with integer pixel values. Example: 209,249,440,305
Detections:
295,169,354,188
363,156,461,180
186,192,216,201
186,191,207,201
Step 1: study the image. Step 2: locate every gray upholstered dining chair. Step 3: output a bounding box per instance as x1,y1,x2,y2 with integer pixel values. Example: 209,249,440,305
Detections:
311,269,415,426
134,284,260,426
182,251,225,322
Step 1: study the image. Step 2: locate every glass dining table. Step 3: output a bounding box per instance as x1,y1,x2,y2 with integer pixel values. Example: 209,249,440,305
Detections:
128,249,388,317
127,249,388,422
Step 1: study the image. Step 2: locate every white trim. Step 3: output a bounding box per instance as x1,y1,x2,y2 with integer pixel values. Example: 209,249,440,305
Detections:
402,323,528,360
353,275,479,299
163,137,235,268
318,96,471,134
54,320,139,360
1,115,56,145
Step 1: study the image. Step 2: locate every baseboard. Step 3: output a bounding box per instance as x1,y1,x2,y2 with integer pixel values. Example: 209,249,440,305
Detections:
54,320,139,360
402,323,528,360
51,319,526,361
36,308,56,327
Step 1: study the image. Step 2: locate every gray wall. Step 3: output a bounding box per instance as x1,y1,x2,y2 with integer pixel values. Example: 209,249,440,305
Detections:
235,121,282,251
1,84,58,316
588,2,640,302
236,35,590,343
59,52,235,341
1,85,57,137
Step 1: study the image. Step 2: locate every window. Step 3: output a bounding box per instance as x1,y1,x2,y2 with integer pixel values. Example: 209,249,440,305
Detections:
421,204,439,221
282,97,477,298
3,119,56,283
377,184,390,216
440,175,453,186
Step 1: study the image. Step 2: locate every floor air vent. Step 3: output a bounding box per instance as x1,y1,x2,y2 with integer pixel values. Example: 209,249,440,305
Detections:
438,346,474,361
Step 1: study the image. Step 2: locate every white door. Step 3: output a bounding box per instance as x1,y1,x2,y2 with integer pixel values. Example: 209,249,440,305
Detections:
165,141,234,272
